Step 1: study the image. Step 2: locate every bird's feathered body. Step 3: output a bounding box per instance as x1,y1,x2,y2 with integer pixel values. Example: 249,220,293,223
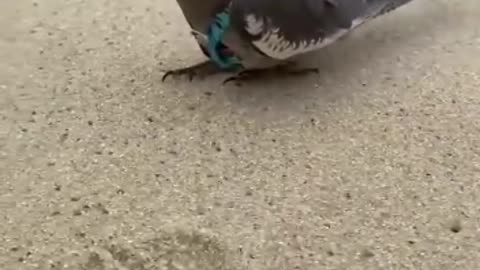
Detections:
229,0,414,61
168,0,415,81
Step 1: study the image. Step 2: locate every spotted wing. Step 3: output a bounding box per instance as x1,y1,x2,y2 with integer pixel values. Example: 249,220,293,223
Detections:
229,0,412,60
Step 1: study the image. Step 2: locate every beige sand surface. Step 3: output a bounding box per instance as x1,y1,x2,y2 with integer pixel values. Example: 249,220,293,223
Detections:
1,0,479,269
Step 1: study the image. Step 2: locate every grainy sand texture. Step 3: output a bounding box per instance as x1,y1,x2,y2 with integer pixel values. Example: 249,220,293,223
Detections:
1,0,479,269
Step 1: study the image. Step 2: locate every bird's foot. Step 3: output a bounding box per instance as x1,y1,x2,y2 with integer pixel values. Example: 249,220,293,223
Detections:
222,65,319,85
162,60,226,82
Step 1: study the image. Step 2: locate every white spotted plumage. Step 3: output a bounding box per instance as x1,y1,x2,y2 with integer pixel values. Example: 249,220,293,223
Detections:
244,14,264,35
243,13,367,60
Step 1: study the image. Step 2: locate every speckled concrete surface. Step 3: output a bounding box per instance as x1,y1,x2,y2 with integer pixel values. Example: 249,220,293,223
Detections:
1,0,479,269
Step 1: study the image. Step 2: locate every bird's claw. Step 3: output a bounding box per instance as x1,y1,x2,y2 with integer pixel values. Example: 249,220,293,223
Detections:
222,70,253,85
287,67,319,75
162,68,197,82
161,61,223,82
222,67,319,85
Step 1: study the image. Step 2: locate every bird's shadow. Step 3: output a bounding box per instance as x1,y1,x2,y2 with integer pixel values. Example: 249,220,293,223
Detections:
156,1,451,119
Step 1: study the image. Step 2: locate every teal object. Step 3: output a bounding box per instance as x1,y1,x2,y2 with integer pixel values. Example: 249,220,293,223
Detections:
207,11,243,70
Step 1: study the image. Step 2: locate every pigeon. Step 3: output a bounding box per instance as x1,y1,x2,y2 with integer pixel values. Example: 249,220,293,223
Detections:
163,0,415,83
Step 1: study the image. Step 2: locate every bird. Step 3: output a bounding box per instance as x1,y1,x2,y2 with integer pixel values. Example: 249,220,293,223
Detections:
163,0,415,83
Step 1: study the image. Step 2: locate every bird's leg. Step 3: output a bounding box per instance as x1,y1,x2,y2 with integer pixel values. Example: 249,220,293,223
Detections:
162,60,228,82
222,64,319,85
282,67,320,76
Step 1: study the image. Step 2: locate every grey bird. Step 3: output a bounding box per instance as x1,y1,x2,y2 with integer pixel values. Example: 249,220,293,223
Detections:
163,0,415,83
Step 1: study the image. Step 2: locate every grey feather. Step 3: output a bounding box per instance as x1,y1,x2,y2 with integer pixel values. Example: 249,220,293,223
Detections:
174,0,415,70
175,0,230,57
227,0,415,61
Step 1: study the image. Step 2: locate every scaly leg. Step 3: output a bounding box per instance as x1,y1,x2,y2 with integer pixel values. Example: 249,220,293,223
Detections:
162,60,228,82
222,65,319,85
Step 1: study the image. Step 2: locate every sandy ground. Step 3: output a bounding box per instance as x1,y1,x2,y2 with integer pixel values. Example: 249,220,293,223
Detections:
1,0,479,269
